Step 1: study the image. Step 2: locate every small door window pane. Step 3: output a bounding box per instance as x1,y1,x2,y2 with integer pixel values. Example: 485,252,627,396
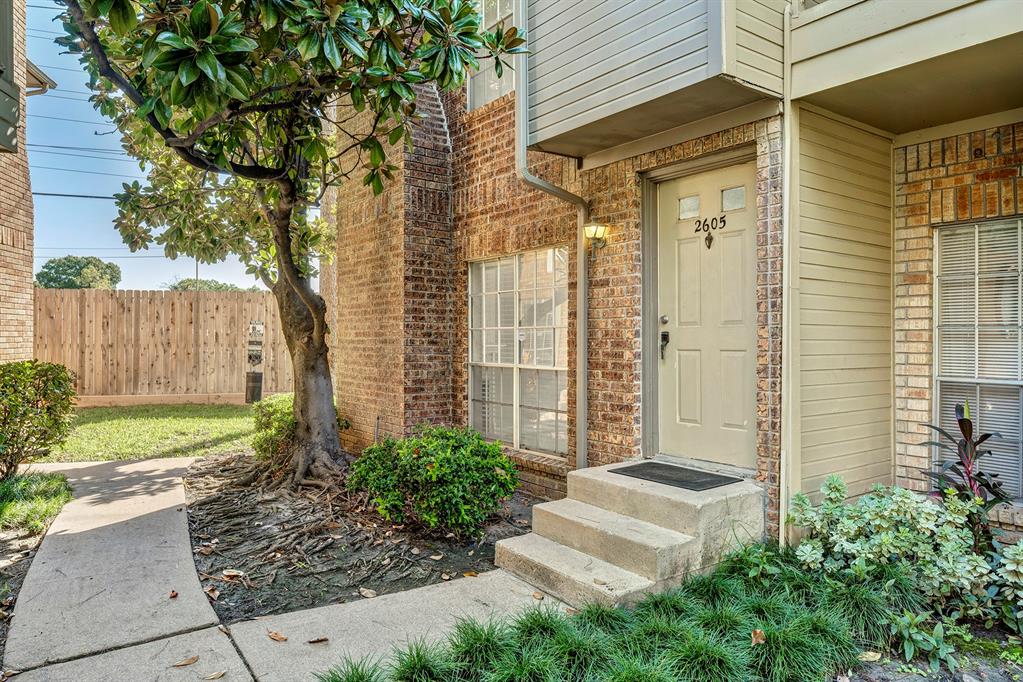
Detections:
722,186,746,212
678,195,700,220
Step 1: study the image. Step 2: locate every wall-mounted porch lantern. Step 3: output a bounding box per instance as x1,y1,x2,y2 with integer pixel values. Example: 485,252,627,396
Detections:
583,223,609,261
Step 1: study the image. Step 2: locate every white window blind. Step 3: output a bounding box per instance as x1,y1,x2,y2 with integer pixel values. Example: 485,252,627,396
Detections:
468,0,514,110
935,219,1023,498
469,247,569,455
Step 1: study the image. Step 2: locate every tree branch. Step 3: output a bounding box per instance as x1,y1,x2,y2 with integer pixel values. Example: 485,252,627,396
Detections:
62,0,287,182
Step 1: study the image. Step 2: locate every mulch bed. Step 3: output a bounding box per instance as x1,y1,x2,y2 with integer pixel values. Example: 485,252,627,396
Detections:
184,452,535,624
0,530,44,667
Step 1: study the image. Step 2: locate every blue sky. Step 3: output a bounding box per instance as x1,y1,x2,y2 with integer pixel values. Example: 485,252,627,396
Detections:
26,3,262,290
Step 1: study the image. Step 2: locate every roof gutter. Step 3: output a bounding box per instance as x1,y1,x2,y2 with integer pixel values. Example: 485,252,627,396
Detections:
514,0,589,470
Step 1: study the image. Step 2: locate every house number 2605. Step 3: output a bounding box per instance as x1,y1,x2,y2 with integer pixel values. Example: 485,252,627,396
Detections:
693,215,726,233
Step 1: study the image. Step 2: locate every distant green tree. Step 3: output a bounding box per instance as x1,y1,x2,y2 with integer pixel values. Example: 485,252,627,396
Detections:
35,256,122,289
167,277,259,291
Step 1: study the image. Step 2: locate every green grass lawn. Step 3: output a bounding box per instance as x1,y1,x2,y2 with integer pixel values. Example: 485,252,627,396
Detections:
0,474,73,534
43,404,255,463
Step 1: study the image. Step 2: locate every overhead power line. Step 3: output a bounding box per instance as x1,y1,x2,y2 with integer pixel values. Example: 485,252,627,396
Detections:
34,254,169,259
30,149,137,163
28,143,125,153
31,164,145,179
33,64,90,74
33,192,116,199
29,114,116,126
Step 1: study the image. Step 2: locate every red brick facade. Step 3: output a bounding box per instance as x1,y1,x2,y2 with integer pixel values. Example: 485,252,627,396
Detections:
0,1,34,363
893,120,1023,531
326,87,784,525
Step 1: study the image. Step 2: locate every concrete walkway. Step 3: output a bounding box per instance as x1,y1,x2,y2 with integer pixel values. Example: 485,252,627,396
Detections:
4,458,550,679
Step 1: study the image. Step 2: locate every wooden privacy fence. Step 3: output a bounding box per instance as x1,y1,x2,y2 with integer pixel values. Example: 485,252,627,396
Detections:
34,289,293,407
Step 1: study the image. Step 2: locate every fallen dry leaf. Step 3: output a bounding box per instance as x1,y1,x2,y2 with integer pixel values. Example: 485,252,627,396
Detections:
218,624,230,635
359,587,377,599
267,630,288,642
751,629,766,646
564,607,578,616
429,554,443,561
381,558,390,566
204,672,226,680
307,637,329,644
593,579,607,586
463,571,478,578
410,548,421,555
532,592,544,601
222,569,246,580
836,675,850,682
441,573,451,581
205,586,220,601
858,651,882,662
169,591,178,599
172,655,199,667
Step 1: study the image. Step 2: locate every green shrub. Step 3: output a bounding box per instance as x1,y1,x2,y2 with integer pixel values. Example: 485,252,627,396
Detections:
789,475,992,606
347,425,518,537
251,393,348,464
0,361,76,480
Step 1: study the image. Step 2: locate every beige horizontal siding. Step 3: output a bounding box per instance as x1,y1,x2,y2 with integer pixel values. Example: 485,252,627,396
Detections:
797,107,893,497
732,0,785,95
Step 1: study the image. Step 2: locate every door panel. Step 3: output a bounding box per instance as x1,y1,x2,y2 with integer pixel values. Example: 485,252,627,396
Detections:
657,162,757,468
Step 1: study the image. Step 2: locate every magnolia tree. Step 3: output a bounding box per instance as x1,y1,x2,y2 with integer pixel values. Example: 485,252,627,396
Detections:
57,0,523,486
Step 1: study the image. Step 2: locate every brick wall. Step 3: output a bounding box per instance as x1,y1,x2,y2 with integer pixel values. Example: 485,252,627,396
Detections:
0,1,34,363
326,87,784,518
322,84,454,455
893,120,1023,530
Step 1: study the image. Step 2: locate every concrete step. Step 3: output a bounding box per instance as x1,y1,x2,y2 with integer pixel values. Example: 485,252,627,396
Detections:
567,463,765,564
495,533,653,607
531,498,698,581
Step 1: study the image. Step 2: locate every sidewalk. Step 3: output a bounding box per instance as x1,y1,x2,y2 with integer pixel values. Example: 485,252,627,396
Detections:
4,458,549,679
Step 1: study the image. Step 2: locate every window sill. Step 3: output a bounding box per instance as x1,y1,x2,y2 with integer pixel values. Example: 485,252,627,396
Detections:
990,501,1023,534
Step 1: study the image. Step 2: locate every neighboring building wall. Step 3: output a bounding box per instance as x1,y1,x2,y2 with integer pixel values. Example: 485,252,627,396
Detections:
794,106,894,500
0,0,33,363
893,118,1023,531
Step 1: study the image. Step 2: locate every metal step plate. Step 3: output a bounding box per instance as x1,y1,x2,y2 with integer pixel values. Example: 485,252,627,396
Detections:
609,461,742,491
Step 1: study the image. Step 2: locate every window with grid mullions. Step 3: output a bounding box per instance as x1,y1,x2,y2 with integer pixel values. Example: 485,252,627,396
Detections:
469,247,569,455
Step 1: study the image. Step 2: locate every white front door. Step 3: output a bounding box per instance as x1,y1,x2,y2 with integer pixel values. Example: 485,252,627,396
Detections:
656,162,757,468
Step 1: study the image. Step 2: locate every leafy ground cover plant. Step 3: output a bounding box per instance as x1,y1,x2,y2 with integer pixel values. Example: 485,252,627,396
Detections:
790,473,1022,672
789,475,992,607
318,543,904,682
347,426,518,538
0,473,73,534
0,361,76,480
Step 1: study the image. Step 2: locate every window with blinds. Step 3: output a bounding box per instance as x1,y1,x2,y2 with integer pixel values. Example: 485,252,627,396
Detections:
467,0,514,110
469,247,569,455
935,219,1023,498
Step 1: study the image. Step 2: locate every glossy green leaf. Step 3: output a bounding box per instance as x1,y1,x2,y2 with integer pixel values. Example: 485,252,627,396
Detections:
322,32,342,69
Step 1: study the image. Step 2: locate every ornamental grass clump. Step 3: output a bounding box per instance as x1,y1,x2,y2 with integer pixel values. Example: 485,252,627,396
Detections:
318,543,872,682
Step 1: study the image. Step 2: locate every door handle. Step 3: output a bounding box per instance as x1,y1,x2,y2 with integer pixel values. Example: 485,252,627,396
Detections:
659,331,669,360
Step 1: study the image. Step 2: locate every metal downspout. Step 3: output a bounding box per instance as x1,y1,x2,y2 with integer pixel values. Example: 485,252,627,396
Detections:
514,0,589,470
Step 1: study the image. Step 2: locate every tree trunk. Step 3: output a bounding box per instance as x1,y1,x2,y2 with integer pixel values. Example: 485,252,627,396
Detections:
272,280,345,486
